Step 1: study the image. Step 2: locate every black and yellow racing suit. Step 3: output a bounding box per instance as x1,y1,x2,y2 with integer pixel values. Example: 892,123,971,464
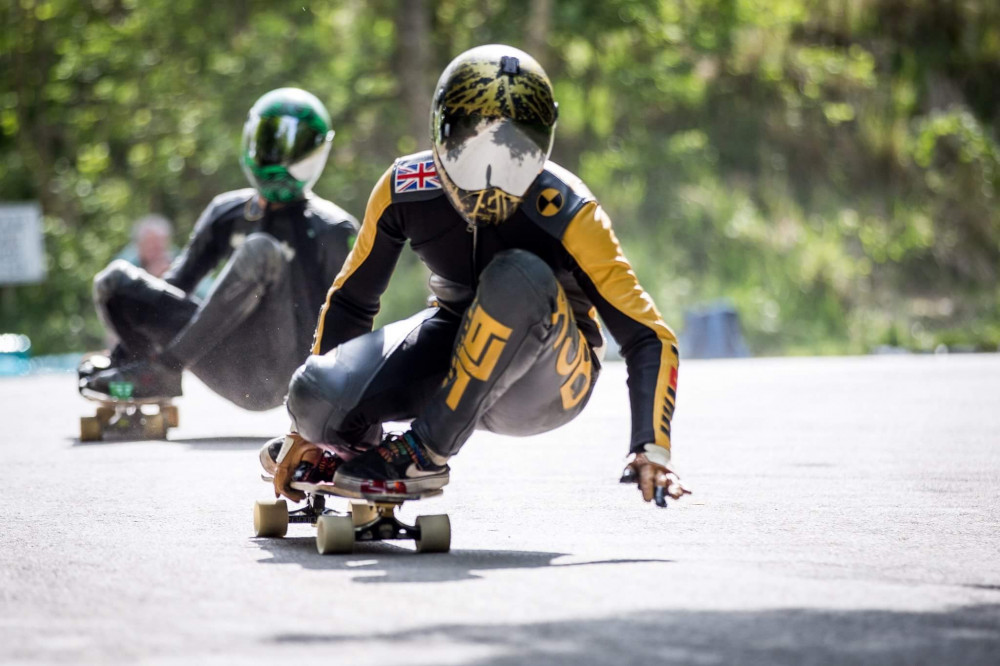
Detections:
289,151,679,458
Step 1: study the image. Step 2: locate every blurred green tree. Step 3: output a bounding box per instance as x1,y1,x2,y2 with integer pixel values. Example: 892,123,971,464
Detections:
1,0,997,355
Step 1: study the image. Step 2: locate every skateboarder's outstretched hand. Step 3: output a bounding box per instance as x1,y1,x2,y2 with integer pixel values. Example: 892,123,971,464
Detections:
620,444,691,508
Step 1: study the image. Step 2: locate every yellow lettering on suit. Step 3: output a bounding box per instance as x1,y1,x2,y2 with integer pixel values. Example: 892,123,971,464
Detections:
551,289,592,410
445,303,513,410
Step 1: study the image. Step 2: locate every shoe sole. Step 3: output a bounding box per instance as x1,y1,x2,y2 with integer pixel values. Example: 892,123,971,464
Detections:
333,470,450,496
259,447,279,476
79,387,181,404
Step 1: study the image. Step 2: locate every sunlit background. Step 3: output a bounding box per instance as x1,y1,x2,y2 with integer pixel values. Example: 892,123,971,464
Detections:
2,0,998,358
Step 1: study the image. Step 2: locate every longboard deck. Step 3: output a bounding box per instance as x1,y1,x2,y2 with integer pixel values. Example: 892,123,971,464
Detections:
261,474,443,503
80,389,176,407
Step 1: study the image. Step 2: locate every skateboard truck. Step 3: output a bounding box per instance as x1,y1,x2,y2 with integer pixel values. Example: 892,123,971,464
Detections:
287,494,326,524
79,399,178,442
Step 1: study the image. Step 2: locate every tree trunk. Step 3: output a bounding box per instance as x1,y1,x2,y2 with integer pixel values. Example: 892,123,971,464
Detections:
395,0,432,149
526,0,553,65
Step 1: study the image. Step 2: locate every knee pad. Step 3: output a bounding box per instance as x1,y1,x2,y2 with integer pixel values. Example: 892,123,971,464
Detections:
477,249,558,323
231,233,285,284
93,259,141,304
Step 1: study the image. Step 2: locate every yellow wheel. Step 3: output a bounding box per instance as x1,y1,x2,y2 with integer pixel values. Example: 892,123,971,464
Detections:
162,405,179,429
142,413,167,439
96,406,115,423
349,501,377,526
316,515,354,554
80,416,102,442
253,499,288,537
415,514,451,553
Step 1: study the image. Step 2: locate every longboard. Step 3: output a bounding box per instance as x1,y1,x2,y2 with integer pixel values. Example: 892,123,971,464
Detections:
254,475,450,554
79,394,178,442
77,351,178,441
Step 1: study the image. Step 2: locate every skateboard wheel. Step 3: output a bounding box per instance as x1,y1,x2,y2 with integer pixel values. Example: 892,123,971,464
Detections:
253,499,288,538
142,413,167,439
349,501,377,526
415,514,451,553
80,416,102,442
96,406,115,423
316,515,354,555
162,405,179,429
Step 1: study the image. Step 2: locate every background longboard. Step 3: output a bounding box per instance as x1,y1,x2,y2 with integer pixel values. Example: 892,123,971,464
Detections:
79,395,178,441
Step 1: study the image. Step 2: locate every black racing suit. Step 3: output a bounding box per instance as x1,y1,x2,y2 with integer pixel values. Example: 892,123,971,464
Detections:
287,151,679,459
93,189,357,410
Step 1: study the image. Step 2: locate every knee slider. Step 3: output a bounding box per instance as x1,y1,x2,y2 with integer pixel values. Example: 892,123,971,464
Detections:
231,233,285,283
286,354,358,444
93,259,141,304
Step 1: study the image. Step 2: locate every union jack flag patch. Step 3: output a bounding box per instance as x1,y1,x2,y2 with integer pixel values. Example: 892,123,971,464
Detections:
394,157,441,193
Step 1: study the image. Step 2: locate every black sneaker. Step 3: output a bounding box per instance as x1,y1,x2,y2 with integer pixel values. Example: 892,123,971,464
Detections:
333,431,449,495
81,359,182,401
77,345,135,380
78,352,111,380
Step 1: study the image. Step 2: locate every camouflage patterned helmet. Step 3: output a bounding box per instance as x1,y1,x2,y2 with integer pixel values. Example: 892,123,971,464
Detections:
240,88,334,203
431,45,558,227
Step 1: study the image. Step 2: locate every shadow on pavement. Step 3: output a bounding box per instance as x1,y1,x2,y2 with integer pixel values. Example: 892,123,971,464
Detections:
268,604,1000,665
69,435,268,449
254,537,669,584
168,436,269,450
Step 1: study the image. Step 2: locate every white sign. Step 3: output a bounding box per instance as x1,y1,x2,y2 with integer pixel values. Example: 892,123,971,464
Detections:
0,202,46,285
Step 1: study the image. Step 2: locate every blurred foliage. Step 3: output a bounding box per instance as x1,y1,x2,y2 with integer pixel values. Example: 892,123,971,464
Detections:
1,0,998,355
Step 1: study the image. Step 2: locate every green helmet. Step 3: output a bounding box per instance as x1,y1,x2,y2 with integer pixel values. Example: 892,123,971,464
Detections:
240,88,334,203
431,45,558,227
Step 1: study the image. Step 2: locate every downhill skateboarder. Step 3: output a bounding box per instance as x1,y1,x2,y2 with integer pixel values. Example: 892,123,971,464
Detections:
266,46,689,506
80,88,357,411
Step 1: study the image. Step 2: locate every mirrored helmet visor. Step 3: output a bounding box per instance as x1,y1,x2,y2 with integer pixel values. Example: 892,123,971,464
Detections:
436,116,551,198
243,114,330,168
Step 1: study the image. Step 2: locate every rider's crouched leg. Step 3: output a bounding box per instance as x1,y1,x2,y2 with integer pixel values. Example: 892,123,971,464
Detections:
162,233,285,368
85,262,185,400
286,357,342,445
226,232,285,285
333,250,560,494
410,249,561,458
93,259,140,306
92,259,196,364
92,260,153,349
286,354,380,455
474,248,560,334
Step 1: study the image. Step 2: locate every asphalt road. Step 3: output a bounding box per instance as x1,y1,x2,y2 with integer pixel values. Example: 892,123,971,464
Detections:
1,354,998,665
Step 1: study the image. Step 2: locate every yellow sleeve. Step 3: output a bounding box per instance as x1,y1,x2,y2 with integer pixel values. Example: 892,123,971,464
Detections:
562,202,680,453
311,167,398,355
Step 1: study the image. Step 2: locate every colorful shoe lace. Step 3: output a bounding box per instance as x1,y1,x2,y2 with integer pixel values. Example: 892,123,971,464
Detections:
333,431,449,495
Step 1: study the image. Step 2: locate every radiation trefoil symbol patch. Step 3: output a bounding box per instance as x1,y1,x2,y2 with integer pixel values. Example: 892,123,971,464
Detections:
536,188,564,217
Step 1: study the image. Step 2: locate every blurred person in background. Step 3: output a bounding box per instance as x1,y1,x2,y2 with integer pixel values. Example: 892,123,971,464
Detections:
116,214,174,278
265,46,689,507
79,88,357,410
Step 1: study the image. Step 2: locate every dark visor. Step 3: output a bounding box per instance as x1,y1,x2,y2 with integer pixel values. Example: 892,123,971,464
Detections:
245,115,324,167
